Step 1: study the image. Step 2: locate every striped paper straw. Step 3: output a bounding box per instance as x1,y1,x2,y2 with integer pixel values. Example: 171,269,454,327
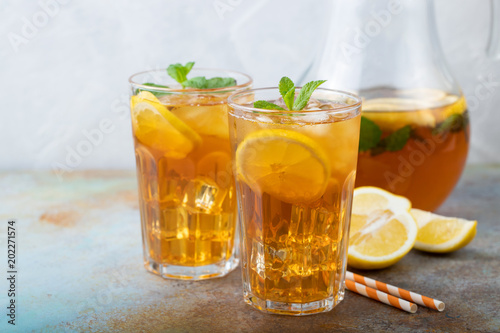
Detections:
345,279,418,313
346,271,445,311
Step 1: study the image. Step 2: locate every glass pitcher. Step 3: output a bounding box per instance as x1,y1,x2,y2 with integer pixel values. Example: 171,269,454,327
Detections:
304,0,482,211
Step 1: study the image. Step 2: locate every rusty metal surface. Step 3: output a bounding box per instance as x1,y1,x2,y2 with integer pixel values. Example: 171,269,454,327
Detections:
0,166,499,333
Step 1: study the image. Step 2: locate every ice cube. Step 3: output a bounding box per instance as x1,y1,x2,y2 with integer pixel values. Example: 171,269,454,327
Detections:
288,204,339,275
297,112,330,124
272,97,288,110
158,93,225,108
304,98,348,111
181,177,228,214
255,115,274,124
250,239,265,279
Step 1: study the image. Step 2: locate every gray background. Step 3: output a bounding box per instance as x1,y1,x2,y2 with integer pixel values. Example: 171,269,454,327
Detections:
1,0,499,173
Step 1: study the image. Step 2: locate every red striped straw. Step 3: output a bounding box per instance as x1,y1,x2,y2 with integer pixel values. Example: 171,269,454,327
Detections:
345,279,418,313
346,271,445,311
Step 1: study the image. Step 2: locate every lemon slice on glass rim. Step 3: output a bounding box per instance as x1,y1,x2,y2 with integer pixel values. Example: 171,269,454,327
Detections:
235,129,330,204
131,92,201,158
348,186,418,269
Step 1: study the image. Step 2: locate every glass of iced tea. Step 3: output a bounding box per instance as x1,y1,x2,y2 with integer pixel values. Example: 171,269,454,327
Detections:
228,87,361,315
129,67,252,280
356,89,469,211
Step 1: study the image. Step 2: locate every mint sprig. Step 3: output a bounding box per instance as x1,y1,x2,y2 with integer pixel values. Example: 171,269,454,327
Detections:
254,77,326,111
143,82,170,89
135,83,170,97
433,113,468,135
382,125,411,151
359,111,470,154
279,77,295,110
359,117,383,152
183,76,236,89
293,80,327,111
165,61,237,89
167,62,194,87
254,100,285,110
359,116,411,154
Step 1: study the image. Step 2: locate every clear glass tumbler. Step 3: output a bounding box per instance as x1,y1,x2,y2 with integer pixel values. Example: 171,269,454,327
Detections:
228,88,361,315
129,68,252,280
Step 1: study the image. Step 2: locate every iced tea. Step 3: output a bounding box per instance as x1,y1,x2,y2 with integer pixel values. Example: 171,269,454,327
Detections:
356,89,469,211
229,88,361,315
129,68,252,279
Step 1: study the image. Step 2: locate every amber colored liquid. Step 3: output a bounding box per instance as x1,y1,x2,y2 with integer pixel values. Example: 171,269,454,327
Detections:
356,92,469,211
230,111,360,306
134,100,236,267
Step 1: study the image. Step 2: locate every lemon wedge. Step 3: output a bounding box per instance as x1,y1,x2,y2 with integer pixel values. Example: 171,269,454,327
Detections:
235,129,330,204
131,97,201,158
348,187,417,269
411,208,477,253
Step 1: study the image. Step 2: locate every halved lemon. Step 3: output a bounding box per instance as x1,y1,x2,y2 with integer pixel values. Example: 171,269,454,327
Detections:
348,187,417,269
131,100,201,159
411,208,477,253
235,129,330,204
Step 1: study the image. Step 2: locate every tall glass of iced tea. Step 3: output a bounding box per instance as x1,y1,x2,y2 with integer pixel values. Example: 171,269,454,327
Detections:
129,67,252,280
228,87,361,315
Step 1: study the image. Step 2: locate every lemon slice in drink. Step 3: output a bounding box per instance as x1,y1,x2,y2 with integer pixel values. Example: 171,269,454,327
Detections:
130,91,165,111
131,98,201,158
348,187,418,269
411,209,477,253
235,129,330,204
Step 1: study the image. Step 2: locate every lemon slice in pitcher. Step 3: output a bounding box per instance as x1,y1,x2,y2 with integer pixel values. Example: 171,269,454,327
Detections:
235,129,330,204
411,209,477,253
362,98,436,131
131,99,201,158
348,187,417,269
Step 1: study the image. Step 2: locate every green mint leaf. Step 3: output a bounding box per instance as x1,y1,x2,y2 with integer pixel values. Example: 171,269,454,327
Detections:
433,113,466,135
359,116,382,152
135,83,170,97
382,125,411,151
283,88,295,111
167,61,195,86
205,77,236,89
182,76,208,89
185,61,194,72
279,76,294,97
279,77,295,110
142,82,169,89
254,100,285,110
293,80,326,111
183,76,236,89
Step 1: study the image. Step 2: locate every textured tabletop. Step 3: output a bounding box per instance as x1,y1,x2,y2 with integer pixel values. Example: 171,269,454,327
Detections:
0,166,499,332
